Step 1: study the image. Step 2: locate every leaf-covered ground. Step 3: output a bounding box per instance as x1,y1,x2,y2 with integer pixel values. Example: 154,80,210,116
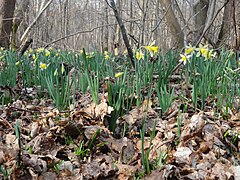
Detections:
0,85,240,179
0,46,240,179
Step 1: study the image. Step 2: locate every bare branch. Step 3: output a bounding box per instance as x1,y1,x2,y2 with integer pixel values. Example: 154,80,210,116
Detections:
20,0,54,45
44,23,117,48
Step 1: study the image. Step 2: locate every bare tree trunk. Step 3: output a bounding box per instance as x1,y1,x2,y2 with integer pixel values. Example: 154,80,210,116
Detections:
235,0,240,48
140,0,149,45
103,2,109,51
0,0,16,49
160,0,184,48
193,0,209,42
20,0,53,47
153,0,160,43
217,0,232,47
202,0,216,40
108,0,134,67
11,0,30,49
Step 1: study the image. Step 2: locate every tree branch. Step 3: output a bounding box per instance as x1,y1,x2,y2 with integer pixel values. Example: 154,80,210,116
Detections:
108,0,135,68
44,23,117,48
20,0,53,46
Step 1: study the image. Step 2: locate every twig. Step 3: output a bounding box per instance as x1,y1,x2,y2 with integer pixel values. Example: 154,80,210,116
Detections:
44,23,117,48
128,34,140,47
0,117,13,130
151,4,170,32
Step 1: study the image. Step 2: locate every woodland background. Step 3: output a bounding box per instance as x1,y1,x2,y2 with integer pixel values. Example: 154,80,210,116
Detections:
0,0,240,179
0,0,239,53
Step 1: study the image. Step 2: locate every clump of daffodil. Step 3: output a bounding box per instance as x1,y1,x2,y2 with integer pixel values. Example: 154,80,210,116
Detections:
180,43,217,65
115,72,124,78
39,62,48,70
196,44,216,60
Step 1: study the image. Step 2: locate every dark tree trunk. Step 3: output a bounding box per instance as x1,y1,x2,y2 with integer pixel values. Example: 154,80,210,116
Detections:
0,0,16,49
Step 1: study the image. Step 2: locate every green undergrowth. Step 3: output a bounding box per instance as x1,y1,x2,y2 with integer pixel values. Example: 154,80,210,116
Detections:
0,46,239,121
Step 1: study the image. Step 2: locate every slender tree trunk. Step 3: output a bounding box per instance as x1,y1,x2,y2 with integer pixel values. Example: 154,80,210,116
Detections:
11,0,30,49
108,0,134,67
160,0,184,48
103,2,109,51
235,0,240,48
193,0,209,42
140,0,149,45
0,0,16,49
217,0,232,47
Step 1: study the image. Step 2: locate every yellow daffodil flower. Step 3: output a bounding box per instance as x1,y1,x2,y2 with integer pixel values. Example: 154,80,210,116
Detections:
197,44,208,57
179,54,190,65
32,54,37,61
39,62,48,70
37,47,44,53
54,69,58,76
61,64,65,74
136,50,144,60
115,72,124,78
145,46,159,57
15,61,20,66
204,49,217,60
105,54,109,60
185,45,195,55
104,51,109,55
45,50,50,57
29,48,33,53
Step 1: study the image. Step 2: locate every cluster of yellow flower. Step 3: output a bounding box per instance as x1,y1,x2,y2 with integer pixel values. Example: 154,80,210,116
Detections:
133,41,159,60
180,44,216,65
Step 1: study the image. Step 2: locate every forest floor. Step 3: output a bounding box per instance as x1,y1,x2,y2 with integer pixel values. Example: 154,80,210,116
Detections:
1,82,240,180
0,48,240,180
